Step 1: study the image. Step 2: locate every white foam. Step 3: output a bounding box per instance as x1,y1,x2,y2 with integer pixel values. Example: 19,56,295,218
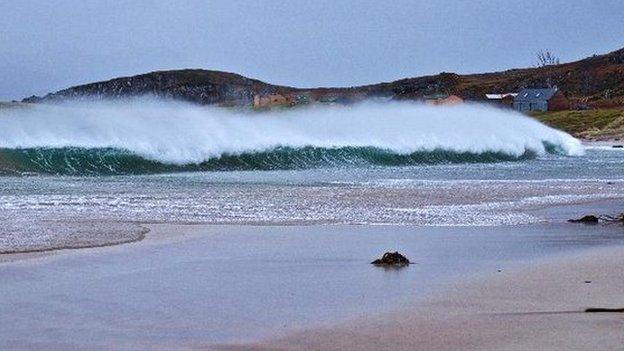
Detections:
0,100,584,164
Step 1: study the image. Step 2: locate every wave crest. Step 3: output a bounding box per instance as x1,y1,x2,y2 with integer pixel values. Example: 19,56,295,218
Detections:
0,100,583,175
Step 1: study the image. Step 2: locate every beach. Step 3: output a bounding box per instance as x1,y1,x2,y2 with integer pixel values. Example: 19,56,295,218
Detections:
230,246,624,351
1,200,623,350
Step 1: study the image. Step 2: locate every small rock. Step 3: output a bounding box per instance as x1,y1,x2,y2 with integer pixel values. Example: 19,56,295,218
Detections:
371,251,410,266
612,145,624,149
584,280,592,284
585,307,624,313
568,215,600,224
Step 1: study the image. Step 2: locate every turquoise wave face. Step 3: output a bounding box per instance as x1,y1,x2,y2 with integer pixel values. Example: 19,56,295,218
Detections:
0,146,542,176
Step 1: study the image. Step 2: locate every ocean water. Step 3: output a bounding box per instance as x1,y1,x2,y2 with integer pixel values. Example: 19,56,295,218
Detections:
1,101,623,252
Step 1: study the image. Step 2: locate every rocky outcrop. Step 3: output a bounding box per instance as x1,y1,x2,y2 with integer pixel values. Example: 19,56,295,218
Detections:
23,69,296,106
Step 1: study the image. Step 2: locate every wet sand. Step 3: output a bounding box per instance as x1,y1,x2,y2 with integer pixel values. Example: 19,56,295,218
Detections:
0,200,623,350
220,200,624,351
0,220,147,255
226,246,624,351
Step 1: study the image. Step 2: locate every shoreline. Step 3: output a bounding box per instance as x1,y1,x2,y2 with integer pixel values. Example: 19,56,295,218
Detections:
0,199,623,350
223,245,624,351
0,226,148,255
0,225,149,264
2,195,624,264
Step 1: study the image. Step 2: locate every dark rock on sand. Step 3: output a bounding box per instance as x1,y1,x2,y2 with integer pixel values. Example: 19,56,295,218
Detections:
585,307,624,313
568,215,600,224
612,145,623,148
371,251,410,266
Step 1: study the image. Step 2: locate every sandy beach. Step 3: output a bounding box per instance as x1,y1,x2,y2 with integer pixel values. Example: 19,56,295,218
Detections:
226,246,624,351
0,199,623,350
217,200,624,351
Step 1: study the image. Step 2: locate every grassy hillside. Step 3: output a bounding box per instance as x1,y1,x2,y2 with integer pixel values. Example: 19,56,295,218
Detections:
532,108,624,140
361,47,624,108
22,47,624,109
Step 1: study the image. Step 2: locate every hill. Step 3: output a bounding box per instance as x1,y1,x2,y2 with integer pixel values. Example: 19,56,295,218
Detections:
22,47,624,108
22,69,297,106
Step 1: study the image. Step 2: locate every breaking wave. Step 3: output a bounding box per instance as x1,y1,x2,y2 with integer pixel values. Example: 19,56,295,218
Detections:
0,100,583,175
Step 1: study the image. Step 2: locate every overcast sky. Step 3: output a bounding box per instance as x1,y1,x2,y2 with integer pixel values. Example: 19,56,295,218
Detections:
1,0,623,100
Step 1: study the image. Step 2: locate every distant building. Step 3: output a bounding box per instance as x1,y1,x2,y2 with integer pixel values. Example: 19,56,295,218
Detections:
512,88,569,112
485,93,517,108
424,94,463,106
253,94,294,108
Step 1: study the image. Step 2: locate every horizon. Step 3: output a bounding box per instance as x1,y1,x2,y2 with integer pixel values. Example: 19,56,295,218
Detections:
2,0,623,100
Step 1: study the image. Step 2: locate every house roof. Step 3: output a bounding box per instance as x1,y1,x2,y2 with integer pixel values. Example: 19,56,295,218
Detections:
514,88,558,102
485,93,518,100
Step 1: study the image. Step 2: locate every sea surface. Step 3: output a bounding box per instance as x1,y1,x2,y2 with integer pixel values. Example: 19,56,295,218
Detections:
1,101,624,252
1,147,624,252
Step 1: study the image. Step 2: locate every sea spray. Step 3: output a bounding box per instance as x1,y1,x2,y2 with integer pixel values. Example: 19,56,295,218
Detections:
0,100,583,175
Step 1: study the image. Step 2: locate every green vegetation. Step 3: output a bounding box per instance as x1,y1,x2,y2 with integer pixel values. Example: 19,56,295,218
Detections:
531,108,624,140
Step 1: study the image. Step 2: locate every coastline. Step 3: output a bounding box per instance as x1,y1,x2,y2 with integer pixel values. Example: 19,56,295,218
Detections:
3,5,624,351
226,245,624,351
2,193,624,263
0,223,148,263
0,199,623,350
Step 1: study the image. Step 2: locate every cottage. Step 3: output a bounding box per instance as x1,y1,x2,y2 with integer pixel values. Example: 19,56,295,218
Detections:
424,94,463,106
253,94,294,108
485,93,517,108
512,88,568,112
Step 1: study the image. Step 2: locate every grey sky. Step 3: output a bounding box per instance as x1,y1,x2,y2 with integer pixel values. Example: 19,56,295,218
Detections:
1,0,623,100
